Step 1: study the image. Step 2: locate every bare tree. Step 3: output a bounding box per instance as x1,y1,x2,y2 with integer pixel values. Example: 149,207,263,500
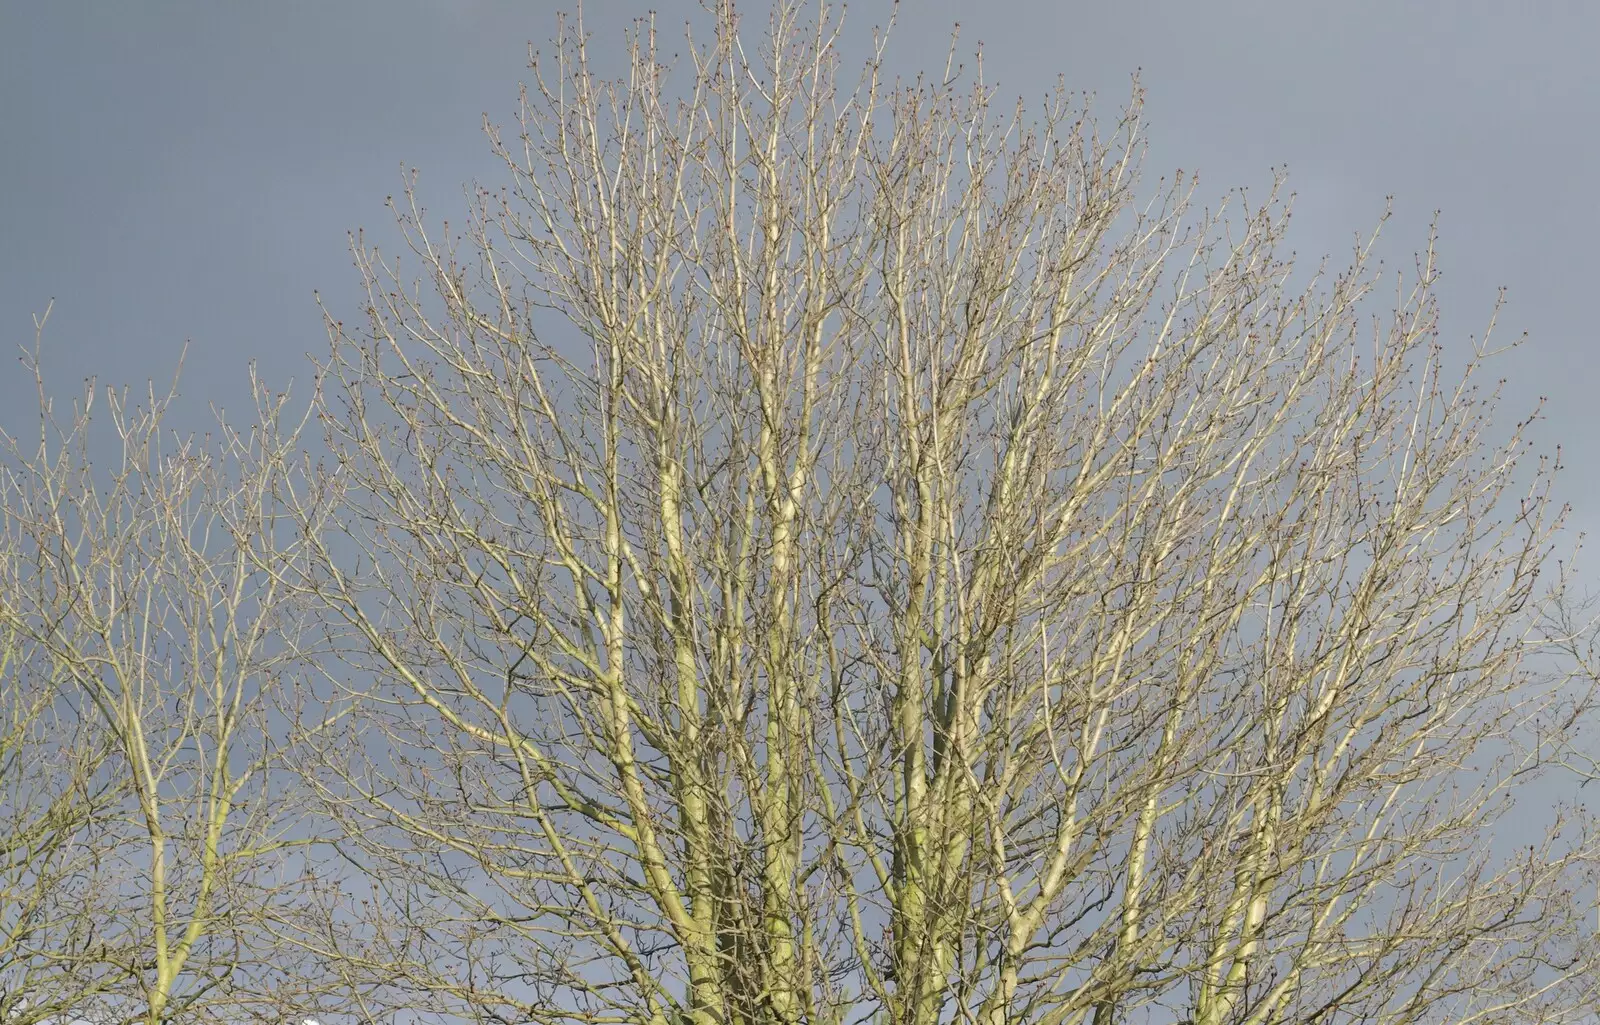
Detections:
280,4,1600,1025
0,328,331,1025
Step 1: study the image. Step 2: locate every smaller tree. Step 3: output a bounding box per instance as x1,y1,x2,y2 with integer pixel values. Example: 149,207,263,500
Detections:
0,317,332,1025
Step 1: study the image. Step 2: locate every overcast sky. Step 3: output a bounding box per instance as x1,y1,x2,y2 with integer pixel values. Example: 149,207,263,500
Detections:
4,1,1597,534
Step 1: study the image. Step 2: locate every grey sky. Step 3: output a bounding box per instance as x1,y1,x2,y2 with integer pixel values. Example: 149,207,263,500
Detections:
3,1,1596,522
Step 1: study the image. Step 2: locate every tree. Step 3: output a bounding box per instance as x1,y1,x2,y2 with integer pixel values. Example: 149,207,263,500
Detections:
0,327,332,1025
277,4,1600,1025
